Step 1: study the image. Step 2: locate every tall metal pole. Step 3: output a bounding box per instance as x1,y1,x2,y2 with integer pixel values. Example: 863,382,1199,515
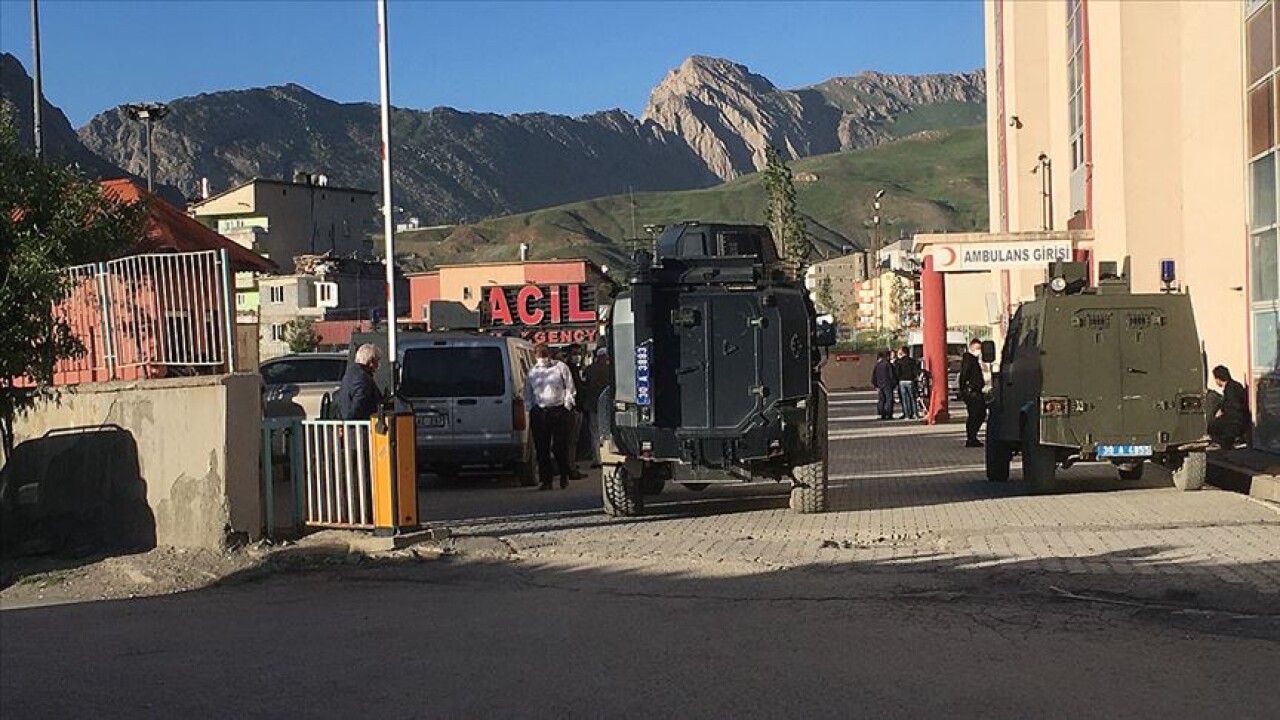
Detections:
377,0,397,377
31,0,43,159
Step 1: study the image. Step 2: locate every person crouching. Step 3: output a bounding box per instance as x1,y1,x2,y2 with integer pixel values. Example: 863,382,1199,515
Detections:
525,343,577,490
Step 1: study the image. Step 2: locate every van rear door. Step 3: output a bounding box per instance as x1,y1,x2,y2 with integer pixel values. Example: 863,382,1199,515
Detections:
400,343,511,450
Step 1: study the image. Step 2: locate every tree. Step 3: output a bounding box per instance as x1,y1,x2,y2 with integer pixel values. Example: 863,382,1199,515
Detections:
0,106,145,460
762,146,810,276
283,318,322,353
816,275,835,314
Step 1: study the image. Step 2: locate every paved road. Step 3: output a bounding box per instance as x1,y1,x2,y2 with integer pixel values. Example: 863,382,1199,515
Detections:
3,391,1278,718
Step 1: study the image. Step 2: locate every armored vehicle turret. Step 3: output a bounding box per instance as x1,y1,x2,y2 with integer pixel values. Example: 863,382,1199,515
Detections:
985,261,1209,491
598,222,834,516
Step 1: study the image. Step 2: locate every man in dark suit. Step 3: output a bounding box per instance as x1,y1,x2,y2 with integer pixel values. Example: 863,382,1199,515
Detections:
1208,365,1251,448
872,351,897,420
336,343,384,420
959,339,986,448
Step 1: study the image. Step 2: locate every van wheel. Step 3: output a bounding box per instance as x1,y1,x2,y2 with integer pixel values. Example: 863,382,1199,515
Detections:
1117,462,1144,481
1170,452,1206,491
985,438,1013,482
515,458,538,487
1021,432,1057,491
602,464,643,517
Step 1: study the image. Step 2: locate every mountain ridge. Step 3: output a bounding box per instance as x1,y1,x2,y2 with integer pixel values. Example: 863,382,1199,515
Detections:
66,54,983,224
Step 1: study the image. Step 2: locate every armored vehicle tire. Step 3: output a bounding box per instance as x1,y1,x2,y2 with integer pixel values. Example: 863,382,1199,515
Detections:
789,391,829,514
985,439,1013,482
1021,432,1057,492
602,464,643,517
1117,462,1144,481
1170,452,1207,492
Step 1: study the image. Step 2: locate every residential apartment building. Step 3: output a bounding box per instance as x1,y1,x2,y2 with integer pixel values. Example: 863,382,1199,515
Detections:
805,253,868,317
257,256,403,360
190,175,377,264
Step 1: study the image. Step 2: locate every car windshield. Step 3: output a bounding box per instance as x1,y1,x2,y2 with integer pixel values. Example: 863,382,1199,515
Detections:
400,346,505,397
261,358,346,385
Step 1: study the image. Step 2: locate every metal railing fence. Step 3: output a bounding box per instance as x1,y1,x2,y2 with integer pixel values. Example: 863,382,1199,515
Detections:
52,249,236,384
301,420,375,529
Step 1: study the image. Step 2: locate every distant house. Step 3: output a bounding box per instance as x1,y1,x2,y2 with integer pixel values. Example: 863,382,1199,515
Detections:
189,175,378,263
102,180,276,273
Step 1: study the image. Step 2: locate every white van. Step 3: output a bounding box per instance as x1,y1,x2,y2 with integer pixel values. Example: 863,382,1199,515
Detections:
395,333,538,485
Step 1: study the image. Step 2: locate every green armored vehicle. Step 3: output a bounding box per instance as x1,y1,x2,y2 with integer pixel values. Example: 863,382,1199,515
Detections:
985,261,1208,491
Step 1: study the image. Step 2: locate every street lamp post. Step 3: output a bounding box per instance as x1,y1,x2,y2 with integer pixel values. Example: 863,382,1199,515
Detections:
31,0,43,159
123,102,170,192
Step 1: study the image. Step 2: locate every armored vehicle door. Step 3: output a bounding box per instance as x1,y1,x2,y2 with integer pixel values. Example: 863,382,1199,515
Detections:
1062,306,1166,442
668,291,764,431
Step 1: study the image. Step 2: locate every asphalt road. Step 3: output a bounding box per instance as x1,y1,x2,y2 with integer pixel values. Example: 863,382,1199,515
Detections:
3,392,1277,718
2,559,1277,719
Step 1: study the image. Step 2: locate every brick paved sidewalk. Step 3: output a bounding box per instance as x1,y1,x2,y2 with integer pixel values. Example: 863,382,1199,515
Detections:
438,390,1280,597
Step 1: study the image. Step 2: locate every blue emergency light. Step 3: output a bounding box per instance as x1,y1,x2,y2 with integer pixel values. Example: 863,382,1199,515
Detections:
1160,259,1176,289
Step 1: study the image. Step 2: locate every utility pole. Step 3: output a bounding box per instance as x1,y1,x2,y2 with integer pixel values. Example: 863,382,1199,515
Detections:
377,0,398,378
31,0,43,158
124,102,169,192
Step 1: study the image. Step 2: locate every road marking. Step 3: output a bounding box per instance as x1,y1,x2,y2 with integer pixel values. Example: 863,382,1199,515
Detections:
830,464,987,481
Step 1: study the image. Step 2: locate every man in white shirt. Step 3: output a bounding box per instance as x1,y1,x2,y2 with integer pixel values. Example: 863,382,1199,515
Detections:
524,343,577,489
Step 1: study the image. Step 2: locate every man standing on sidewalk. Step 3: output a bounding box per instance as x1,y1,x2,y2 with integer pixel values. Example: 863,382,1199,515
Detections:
959,339,986,447
524,343,576,490
893,347,920,420
872,351,898,420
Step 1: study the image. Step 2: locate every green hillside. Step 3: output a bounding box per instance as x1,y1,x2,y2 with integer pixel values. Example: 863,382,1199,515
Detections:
397,126,987,271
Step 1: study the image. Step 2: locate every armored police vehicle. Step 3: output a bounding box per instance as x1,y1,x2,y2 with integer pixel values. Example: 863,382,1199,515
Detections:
599,222,834,516
985,261,1209,491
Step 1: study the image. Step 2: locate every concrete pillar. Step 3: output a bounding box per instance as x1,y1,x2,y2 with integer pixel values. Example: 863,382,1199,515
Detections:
922,254,950,424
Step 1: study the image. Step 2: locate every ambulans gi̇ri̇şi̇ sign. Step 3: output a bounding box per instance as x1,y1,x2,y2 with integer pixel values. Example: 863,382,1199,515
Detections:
931,241,1072,272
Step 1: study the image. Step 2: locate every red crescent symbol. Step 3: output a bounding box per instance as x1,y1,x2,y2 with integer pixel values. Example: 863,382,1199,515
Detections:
940,246,957,267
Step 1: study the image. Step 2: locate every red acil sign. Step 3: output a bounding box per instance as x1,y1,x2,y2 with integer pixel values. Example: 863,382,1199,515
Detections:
486,284,596,326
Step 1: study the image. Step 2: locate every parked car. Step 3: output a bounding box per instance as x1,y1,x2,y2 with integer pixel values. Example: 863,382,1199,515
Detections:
260,352,347,419
351,332,538,485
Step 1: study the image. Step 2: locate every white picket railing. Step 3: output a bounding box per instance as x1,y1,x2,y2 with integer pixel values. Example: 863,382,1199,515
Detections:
301,420,375,529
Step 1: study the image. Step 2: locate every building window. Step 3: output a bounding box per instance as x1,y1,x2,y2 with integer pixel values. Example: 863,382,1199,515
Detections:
268,285,286,304
463,287,473,300
316,282,337,307
1247,0,1280,451
269,324,285,342
1067,0,1088,217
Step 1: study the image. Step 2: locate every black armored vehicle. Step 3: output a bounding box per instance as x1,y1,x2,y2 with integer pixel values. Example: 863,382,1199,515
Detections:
985,261,1209,491
598,222,834,517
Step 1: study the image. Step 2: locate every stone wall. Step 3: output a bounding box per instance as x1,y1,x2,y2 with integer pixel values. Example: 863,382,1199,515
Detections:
3,374,261,552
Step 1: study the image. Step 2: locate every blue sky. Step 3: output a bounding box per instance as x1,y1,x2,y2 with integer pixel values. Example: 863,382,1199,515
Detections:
0,0,983,128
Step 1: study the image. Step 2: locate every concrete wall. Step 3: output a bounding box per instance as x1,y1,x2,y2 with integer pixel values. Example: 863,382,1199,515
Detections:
5,374,262,551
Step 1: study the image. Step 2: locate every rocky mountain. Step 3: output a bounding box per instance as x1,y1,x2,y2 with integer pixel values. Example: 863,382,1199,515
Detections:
63,54,982,225
1,53,129,178
642,56,985,181
1,53,185,204
78,84,717,223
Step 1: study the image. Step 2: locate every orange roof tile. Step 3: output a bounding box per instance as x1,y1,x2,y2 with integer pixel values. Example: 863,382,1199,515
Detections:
101,179,277,273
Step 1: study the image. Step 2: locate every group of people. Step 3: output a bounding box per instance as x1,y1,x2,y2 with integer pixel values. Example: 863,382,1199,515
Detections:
523,342,612,491
871,347,923,420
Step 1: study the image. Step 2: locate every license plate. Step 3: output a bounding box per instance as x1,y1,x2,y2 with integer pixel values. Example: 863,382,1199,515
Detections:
1096,444,1152,458
416,414,446,428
